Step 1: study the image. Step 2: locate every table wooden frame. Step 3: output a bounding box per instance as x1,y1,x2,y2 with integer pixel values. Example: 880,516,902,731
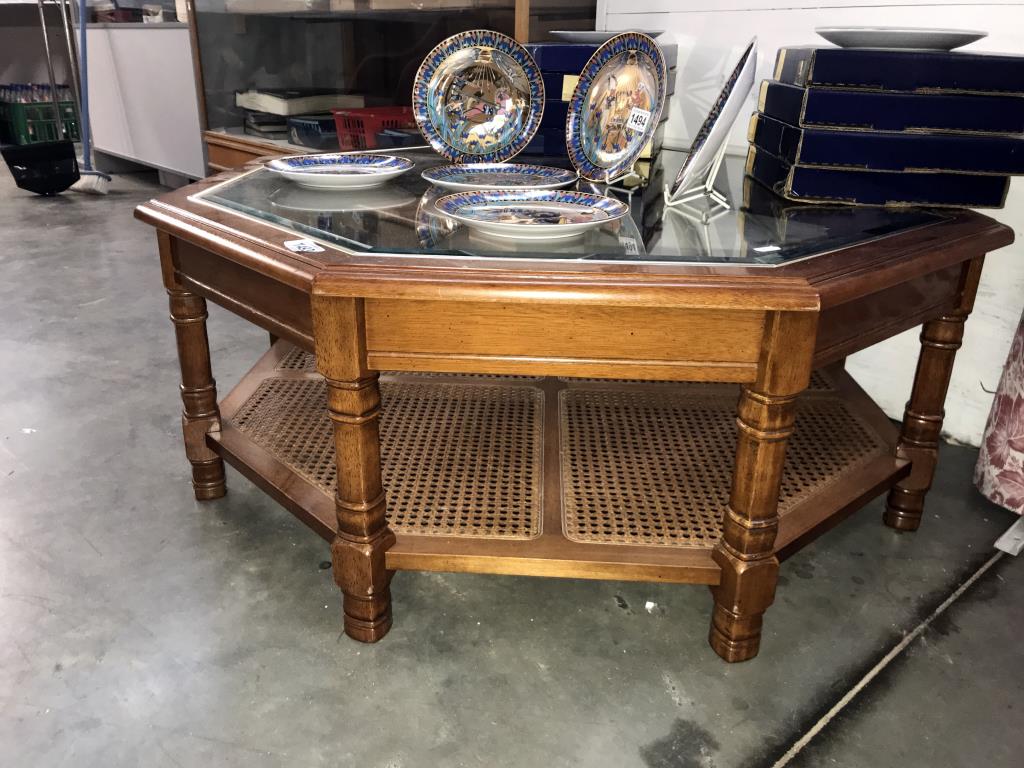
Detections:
137,168,1013,662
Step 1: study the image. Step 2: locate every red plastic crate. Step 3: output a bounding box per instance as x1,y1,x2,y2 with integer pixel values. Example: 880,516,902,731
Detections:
331,106,417,151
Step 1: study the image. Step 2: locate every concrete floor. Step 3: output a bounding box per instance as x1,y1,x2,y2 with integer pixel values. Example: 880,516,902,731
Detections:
1,166,1021,768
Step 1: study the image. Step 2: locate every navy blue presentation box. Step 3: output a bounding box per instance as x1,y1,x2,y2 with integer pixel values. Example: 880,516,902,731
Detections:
758,80,1024,135
526,42,679,74
542,69,676,99
774,47,1024,96
746,146,1010,208
749,113,1024,174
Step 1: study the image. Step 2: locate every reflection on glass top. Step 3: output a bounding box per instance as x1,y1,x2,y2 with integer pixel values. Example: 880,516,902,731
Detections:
191,148,947,268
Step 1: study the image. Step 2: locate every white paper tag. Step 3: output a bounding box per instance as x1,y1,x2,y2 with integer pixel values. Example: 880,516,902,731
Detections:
283,238,325,253
619,236,640,255
627,107,652,133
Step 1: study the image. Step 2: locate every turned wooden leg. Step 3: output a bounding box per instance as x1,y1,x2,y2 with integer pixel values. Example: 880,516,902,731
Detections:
313,294,396,642
160,233,225,500
885,258,984,532
710,311,817,662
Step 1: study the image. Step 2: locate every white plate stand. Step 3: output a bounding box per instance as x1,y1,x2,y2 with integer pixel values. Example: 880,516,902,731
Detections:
663,141,731,224
594,162,642,190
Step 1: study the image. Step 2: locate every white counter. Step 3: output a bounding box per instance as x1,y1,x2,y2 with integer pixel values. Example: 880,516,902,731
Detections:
85,23,205,178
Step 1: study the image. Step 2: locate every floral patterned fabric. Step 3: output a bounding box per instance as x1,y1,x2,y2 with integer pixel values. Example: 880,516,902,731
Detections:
975,309,1024,514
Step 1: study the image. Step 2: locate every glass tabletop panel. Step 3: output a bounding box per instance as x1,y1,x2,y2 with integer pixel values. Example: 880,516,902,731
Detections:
191,147,947,268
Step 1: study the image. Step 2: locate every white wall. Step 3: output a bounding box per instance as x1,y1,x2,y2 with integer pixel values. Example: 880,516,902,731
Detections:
599,0,1024,446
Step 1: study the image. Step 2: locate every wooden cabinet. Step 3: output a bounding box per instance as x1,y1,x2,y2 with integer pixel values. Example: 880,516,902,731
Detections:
187,0,596,174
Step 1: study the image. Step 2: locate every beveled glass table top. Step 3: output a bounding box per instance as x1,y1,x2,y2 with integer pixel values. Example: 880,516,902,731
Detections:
191,147,946,268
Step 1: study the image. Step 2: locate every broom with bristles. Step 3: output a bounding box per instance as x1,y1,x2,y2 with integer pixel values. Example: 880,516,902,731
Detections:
69,0,110,195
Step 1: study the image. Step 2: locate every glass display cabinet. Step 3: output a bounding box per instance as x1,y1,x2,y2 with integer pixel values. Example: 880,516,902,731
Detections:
187,0,597,173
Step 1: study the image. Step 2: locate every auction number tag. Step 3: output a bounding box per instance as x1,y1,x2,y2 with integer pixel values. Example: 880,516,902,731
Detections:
284,238,325,253
627,108,652,132
619,236,640,255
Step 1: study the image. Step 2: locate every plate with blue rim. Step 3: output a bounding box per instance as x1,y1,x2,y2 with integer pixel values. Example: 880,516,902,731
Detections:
566,32,667,183
264,153,414,190
434,189,628,240
422,162,578,191
412,29,545,163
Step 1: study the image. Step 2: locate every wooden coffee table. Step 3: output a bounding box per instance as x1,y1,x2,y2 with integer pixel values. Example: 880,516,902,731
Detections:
136,151,1013,661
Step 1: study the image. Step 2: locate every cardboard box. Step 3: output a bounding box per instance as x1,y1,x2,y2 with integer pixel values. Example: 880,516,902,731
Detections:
758,80,1024,135
749,113,1024,175
774,47,1024,96
746,146,1010,207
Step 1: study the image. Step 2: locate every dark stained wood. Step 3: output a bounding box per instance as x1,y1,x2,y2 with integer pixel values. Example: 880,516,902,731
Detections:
203,131,295,173
159,231,226,500
814,263,962,367
709,310,818,662
885,257,985,531
312,295,396,643
175,239,314,349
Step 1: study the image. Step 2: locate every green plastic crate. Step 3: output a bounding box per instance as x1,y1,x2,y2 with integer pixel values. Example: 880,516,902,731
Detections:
0,100,79,145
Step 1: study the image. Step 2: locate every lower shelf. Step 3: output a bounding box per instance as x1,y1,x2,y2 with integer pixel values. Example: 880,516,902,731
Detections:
209,343,910,584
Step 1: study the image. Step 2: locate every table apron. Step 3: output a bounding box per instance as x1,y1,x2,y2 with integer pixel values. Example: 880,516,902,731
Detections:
175,238,314,350
361,299,769,382
814,262,963,367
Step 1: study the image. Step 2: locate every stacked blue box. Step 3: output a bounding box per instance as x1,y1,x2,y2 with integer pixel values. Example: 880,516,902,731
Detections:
521,41,676,163
749,113,1024,174
748,46,1024,207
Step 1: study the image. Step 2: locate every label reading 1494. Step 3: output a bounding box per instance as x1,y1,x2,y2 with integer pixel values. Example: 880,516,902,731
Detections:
627,108,652,132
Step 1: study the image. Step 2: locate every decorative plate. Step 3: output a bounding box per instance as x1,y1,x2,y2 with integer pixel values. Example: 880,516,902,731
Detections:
551,30,665,44
412,30,544,163
265,153,413,190
421,162,578,191
815,26,987,51
434,189,628,240
668,38,757,202
566,32,668,182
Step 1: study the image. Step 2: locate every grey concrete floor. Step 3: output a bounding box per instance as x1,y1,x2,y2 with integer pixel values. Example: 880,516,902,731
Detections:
0,167,1021,768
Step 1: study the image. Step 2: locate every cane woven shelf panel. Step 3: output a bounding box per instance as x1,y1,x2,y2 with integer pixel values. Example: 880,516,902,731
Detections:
276,347,318,371
233,378,544,539
233,364,886,549
559,388,888,547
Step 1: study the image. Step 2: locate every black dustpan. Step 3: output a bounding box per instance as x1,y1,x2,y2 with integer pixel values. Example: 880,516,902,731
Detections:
3,0,81,196
2,141,80,196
